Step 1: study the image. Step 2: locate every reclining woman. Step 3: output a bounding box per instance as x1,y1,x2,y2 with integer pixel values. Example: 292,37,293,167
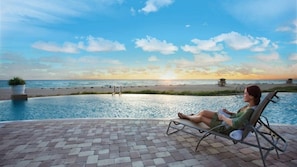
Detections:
178,85,262,134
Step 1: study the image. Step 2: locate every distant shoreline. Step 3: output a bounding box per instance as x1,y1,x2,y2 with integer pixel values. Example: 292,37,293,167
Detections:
0,83,296,101
0,79,295,89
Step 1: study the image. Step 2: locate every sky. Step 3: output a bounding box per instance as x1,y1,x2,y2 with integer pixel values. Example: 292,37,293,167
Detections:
0,0,296,80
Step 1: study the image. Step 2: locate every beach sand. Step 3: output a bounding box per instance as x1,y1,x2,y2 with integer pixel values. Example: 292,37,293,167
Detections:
0,83,295,100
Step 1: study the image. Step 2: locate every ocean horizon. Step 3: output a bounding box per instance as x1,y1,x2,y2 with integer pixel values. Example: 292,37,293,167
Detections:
0,79,293,89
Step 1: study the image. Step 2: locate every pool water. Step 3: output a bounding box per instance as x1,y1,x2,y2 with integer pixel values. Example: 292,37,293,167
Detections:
0,93,296,125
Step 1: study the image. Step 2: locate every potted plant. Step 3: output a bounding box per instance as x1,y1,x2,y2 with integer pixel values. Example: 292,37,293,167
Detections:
8,77,26,95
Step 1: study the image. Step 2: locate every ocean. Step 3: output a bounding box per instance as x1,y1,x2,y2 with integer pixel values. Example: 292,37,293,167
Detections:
0,79,292,89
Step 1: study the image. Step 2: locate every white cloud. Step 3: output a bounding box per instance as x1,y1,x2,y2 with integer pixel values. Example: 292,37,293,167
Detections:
130,7,136,15
75,56,121,66
6,53,123,79
182,38,223,53
242,61,297,78
175,52,230,68
0,0,124,31
135,36,178,55
32,36,126,53
148,56,159,62
216,32,258,50
289,53,297,61
276,20,297,44
254,52,280,61
276,26,292,32
276,20,297,33
251,37,275,52
223,0,296,24
32,41,80,53
1,0,125,21
182,31,277,54
292,40,297,44
194,52,230,66
139,0,174,14
83,36,126,52
1,0,83,25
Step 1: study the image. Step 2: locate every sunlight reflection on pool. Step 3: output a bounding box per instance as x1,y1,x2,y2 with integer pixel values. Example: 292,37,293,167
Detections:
0,93,296,125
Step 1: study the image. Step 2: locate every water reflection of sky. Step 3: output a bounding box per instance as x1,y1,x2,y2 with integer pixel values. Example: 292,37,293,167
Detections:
0,93,296,125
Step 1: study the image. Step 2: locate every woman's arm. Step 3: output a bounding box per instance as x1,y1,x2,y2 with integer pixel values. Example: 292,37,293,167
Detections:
232,108,254,129
219,108,254,128
218,114,233,126
222,108,233,114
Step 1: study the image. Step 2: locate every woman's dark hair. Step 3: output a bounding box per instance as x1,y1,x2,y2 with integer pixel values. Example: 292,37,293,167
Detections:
247,85,262,105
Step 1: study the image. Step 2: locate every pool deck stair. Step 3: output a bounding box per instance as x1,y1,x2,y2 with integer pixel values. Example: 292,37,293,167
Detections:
0,119,296,167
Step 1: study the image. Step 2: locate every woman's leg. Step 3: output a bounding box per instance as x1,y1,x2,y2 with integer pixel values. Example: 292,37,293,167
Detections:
178,110,216,126
198,110,216,119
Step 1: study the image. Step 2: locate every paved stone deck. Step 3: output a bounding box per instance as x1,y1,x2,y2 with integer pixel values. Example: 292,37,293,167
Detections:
0,119,296,167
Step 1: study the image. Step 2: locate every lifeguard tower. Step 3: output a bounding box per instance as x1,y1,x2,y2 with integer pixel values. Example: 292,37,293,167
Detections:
218,78,226,87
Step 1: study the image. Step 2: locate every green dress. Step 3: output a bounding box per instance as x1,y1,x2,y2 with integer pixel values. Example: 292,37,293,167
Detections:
210,105,255,134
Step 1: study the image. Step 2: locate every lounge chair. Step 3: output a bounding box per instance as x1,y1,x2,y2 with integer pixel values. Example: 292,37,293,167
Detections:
166,90,287,167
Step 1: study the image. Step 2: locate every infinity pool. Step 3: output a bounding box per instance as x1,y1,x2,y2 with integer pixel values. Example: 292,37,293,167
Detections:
0,93,296,125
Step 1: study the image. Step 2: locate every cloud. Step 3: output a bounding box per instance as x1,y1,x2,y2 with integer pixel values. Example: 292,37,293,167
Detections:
148,56,159,62
130,7,136,15
82,36,126,52
0,51,127,79
289,53,297,61
135,36,178,55
182,38,223,53
139,0,174,14
182,31,277,54
0,52,52,79
276,26,292,32
32,41,80,53
241,61,297,78
175,52,230,68
0,0,84,28
292,40,297,45
251,37,277,52
277,20,297,33
216,32,258,50
276,20,297,44
32,36,126,53
1,0,125,22
254,52,280,62
223,0,296,24
0,0,125,32
194,52,230,66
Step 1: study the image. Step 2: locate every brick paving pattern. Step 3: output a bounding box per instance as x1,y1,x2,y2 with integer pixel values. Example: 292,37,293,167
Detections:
0,119,296,167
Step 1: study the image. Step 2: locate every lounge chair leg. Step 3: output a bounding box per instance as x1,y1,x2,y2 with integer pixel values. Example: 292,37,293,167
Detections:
166,121,185,135
254,130,267,167
195,133,211,151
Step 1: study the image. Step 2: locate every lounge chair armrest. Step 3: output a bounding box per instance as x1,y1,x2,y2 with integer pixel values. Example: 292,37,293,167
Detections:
270,94,280,103
259,115,270,127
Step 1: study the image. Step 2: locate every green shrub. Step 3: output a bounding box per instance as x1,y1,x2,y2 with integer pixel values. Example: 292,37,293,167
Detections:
8,77,26,86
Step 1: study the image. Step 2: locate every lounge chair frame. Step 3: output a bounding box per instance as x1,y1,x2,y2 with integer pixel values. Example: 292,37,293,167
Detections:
166,91,287,167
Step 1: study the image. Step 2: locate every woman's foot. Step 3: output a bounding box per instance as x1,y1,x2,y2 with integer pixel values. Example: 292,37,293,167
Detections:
178,112,189,119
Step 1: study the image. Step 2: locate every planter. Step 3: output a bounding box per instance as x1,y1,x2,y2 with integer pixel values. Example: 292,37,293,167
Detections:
11,85,26,95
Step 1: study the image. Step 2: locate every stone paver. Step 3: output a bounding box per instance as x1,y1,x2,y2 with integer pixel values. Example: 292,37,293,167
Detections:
0,119,296,167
